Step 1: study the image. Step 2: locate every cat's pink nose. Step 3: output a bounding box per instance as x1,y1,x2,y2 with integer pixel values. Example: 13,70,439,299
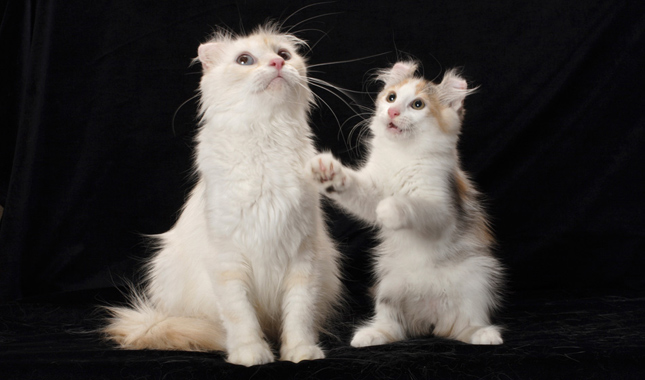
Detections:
270,57,284,71
388,107,400,119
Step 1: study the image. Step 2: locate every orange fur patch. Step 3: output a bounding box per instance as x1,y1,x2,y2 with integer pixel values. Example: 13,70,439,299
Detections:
416,80,449,133
216,270,250,285
453,170,471,203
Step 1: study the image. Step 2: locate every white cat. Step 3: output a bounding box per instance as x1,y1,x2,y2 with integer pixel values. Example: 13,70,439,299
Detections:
307,62,504,346
104,25,342,366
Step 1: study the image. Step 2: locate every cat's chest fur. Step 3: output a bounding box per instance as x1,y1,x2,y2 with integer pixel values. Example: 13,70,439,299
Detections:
196,119,317,251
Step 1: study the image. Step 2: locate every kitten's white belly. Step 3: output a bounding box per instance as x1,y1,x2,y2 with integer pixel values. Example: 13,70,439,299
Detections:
376,231,468,319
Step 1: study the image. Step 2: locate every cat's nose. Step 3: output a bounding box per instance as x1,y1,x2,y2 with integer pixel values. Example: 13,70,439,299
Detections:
388,107,400,119
270,57,285,71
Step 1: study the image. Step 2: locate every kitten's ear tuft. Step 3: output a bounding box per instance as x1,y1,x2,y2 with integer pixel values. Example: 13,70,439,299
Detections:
197,42,223,70
377,61,418,86
437,69,475,112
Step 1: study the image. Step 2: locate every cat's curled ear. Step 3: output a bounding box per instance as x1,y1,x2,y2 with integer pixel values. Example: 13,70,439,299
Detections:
377,61,418,87
197,42,224,71
436,69,475,113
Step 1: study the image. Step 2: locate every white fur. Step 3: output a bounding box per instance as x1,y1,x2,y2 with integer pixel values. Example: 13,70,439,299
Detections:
307,63,503,347
104,26,342,366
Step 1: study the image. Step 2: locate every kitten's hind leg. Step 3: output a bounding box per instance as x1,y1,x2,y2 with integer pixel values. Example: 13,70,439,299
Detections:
456,325,503,345
350,298,406,348
434,317,503,345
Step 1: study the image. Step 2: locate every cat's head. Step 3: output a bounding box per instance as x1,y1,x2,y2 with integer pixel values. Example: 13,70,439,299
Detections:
196,24,313,112
372,61,474,144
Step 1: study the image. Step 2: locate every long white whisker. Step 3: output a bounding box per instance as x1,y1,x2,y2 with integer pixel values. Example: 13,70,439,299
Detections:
286,12,343,34
307,28,332,52
172,93,201,136
340,112,371,144
280,1,336,30
307,80,358,116
308,77,370,95
340,117,373,157
307,52,390,69
305,84,342,129
296,79,352,150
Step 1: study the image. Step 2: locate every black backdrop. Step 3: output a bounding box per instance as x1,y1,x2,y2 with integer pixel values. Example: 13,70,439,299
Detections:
1,0,645,378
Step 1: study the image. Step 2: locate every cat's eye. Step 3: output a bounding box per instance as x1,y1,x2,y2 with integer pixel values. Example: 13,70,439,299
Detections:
236,54,255,65
277,49,292,61
386,92,396,103
411,99,425,110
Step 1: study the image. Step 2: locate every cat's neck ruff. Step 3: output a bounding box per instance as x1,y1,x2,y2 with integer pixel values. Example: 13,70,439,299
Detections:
199,103,311,139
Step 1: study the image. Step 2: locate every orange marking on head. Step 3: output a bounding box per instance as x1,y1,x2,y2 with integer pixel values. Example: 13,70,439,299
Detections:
413,79,449,133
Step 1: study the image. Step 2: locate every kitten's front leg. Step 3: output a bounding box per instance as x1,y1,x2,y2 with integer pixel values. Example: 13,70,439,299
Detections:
377,196,452,234
376,197,407,230
307,153,381,222
279,256,325,363
307,153,350,194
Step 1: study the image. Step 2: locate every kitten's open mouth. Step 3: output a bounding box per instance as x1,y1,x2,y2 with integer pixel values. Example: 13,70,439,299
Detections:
388,122,403,134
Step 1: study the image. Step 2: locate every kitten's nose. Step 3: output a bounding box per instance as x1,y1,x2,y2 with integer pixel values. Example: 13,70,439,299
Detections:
270,57,284,71
388,107,400,119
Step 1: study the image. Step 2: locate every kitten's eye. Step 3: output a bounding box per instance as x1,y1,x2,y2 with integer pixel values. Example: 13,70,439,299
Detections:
277,49,292,61
386,92,396,103
411,99,425,110
236,54,255,65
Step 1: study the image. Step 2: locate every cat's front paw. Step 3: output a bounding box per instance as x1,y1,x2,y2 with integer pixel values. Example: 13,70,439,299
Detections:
280,344,325,363
306,153,349,194
376,197,406,230
470,326,503,345
227,341,275,367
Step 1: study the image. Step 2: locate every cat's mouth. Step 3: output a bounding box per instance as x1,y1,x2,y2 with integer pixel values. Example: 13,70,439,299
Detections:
267,74,286,89
387,122,403,134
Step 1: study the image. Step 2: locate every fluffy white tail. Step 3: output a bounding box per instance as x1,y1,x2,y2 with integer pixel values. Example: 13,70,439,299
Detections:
103,297,225,352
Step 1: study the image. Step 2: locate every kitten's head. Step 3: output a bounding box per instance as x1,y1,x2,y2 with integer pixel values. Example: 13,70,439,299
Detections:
196,24,313,114
372,61,474,145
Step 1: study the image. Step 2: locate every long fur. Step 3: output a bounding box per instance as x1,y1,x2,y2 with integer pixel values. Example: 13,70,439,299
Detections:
307,62,504,346
104,25,342,367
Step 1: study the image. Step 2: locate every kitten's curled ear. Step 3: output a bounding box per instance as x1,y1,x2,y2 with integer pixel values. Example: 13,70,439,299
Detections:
377,61,418,87
437,69,475,113
197,42,224,71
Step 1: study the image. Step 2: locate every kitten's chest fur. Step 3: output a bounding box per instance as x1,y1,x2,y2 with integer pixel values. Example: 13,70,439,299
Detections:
369,152,445,198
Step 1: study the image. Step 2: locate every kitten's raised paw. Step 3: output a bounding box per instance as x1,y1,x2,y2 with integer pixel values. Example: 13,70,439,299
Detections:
307,153,348,193
350,327,392,348
280,344,325,363
376,197,406,230
470,326,503,345
227,342,275,367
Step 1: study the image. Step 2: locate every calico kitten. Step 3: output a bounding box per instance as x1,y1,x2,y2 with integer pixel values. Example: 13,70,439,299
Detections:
308,62,504,346
104,25,342,366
